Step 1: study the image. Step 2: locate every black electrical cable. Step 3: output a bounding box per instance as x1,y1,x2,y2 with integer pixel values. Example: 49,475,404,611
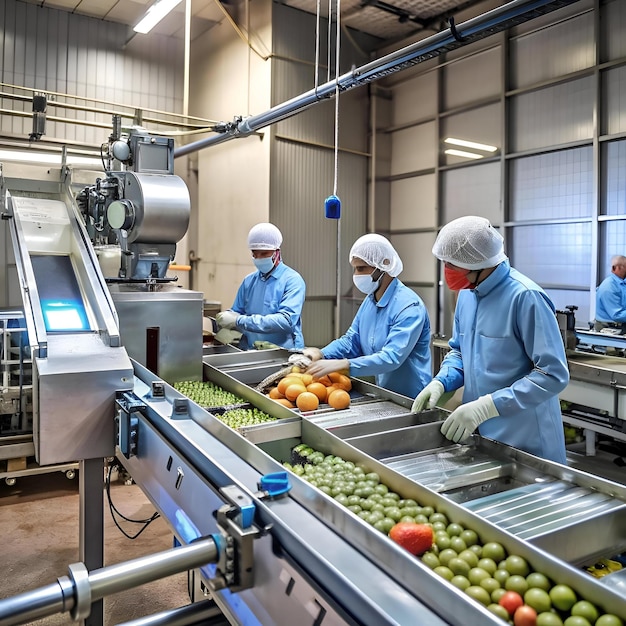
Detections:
105,465,160,539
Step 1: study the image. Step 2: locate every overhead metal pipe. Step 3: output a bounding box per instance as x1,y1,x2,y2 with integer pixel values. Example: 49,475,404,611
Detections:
174,0,578,157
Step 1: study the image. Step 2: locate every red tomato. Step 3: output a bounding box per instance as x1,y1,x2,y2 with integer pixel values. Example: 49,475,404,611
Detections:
514,605,537,626
499,591,524,616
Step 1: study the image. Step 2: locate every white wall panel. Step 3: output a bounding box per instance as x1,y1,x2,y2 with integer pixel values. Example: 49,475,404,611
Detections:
390,174,437,231
510,147,593,221
511,11,594,89
0,0,183,146
391,232,437,284
602,66,626,136
441,162,501,225
602,0,626,62
392,71,437,127
390,121,436,176
443,47,501,110
603,140,626,216
510,77,594,152
441,103,501,165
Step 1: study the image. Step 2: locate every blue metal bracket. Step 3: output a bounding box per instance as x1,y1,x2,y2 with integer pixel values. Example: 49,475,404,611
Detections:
257,471,291,499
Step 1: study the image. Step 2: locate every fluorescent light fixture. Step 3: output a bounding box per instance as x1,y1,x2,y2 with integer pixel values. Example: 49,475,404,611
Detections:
444,137,498,152
134,0,183,34
0,149,103,168
444,148,484,160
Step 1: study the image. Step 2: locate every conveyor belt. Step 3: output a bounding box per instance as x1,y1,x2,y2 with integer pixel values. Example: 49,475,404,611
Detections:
463,480,626,541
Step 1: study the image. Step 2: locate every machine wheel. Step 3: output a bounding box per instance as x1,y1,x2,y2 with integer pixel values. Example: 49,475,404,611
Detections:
65,469,76,480
5,477,17,486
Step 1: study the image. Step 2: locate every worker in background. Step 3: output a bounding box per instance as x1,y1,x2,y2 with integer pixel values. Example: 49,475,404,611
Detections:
595,255,626,334
411,215,569,464
215,223,306,350
303,233,432,399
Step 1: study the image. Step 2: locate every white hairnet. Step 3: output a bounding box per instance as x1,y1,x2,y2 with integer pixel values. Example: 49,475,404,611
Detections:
432,216,507,270
350,234,403,277
247,223,283,250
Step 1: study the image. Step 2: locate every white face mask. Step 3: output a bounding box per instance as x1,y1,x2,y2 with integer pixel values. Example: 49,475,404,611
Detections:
353,272,381,295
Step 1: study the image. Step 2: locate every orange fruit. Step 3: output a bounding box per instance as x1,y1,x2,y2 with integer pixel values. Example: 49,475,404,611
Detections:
299,373,313,386
284,383,307,401
328,372,352,391
296,392,320,412
269,387,284,399
274,398,294,408
336,374,352,390
306,382,327,402
389,522,433,556
328,388,350,410
315,375,333,387
277,376,301,395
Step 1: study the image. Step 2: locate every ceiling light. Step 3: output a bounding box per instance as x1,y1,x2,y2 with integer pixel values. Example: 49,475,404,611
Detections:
444,149,484,160
444,137,498,152
134,0,183,34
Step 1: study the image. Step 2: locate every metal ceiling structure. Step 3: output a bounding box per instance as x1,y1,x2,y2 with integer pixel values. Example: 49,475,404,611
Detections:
175,0,579,157
19,0,496,44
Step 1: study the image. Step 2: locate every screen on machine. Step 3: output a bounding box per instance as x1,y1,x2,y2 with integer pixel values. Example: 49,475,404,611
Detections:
31,255,90,332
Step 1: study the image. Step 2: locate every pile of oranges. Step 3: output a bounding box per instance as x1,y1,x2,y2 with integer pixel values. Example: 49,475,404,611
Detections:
266,368,352,412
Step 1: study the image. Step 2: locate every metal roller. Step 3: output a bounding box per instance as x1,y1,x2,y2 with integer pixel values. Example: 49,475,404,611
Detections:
114,172,190,245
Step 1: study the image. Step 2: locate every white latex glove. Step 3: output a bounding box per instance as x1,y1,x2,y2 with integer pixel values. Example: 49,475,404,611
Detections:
215,328,242,345
440,395,499,443
306,358,349,379
302,347,324,362
411,380,445,413
216,310,239,330
288,353,312,369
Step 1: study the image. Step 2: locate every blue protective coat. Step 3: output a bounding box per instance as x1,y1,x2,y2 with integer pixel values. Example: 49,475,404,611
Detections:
232,262,306,350
596,273,626,323
435,261,569,464
321,278,431,398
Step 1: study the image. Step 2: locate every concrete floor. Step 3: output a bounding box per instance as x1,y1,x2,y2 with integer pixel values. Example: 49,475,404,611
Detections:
0,468,192,625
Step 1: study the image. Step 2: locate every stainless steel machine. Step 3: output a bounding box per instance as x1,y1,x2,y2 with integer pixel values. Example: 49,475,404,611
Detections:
76,119,202,383
2,349,625,625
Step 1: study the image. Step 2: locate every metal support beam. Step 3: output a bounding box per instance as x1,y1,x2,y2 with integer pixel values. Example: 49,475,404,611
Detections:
174,0,578,157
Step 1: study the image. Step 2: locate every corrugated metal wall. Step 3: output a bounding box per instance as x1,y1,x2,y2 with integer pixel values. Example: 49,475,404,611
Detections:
0,0,184,146
270,3,376,345
377,0,626,334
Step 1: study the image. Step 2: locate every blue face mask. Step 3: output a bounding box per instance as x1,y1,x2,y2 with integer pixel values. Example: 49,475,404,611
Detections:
253,255,276,274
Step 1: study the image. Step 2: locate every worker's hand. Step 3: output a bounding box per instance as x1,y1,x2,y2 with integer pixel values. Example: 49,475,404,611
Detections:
411,380,445,413
215,328,242,345
216,310,239,330
306,358,350,380
302,347,324,362
440,395,499,443
288,353,312,369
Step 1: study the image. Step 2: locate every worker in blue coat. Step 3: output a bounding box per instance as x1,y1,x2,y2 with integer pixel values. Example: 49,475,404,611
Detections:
304,233,432,399
216,223,306,350
411,216,569,464
595,255,626,333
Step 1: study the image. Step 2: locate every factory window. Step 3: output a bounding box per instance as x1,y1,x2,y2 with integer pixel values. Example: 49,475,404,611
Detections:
601,139,626,216
509,147,593,221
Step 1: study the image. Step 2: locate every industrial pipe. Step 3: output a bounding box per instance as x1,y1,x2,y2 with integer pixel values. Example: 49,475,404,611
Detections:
117,599,223,626
0,537,219,626
174,0,577,157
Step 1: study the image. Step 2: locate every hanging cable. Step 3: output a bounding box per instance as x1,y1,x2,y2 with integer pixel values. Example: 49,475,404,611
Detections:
321,0,342,338
105,465,160,540
314,0,321,97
